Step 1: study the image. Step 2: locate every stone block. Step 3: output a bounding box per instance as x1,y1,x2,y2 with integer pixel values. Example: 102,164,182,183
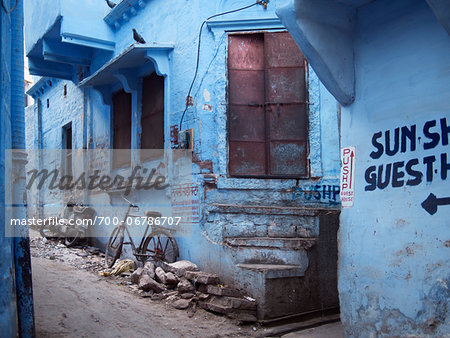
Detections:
185,271,219,285
197,284,208,293
177,278,195,293
172,299,191,310
130,267,143,284
205,285,242,298
201,295,256,312
198,301,231,314
143,261,155,279
180,292,195,299
138,275,165,293
155,267,166,284
165,272,180,286
159,260,199,277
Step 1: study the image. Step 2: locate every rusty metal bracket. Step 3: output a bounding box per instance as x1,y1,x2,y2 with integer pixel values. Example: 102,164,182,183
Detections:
257,0,269,9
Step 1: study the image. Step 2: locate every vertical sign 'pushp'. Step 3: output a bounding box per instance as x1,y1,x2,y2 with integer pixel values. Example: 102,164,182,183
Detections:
340,146,355,207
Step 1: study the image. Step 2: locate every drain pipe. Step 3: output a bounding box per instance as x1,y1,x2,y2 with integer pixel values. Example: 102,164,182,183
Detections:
10,0,36,336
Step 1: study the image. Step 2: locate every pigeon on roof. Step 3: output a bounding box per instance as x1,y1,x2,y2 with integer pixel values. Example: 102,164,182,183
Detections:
105,0,116,9
132,29,146,44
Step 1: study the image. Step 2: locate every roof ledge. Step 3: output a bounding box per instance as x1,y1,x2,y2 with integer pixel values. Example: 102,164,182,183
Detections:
426,0,450,34
104,0,150,30
276,0,356,106
79,43,173,105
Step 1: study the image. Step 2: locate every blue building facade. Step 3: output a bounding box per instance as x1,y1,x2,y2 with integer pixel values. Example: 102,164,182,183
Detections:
26,0,342,319
278,0,450,335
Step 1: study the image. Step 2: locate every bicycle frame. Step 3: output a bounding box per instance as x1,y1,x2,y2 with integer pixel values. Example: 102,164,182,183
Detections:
119,197,153,258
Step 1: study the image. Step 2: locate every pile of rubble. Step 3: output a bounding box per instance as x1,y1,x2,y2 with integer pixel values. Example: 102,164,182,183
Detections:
126,260,258,323
30,237,105,272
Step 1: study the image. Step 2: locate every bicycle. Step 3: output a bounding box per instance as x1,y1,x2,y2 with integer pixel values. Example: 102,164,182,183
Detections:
39,202,96,247
104,196,179,268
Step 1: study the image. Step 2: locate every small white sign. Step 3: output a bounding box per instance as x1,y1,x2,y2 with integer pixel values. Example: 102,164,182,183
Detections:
340,146,355,207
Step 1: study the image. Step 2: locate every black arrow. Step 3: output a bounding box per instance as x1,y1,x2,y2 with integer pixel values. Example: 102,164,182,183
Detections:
421,193,450,215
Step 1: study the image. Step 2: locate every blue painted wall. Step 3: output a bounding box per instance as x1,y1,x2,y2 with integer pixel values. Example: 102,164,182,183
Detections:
339,1,450,335
278,0,450,335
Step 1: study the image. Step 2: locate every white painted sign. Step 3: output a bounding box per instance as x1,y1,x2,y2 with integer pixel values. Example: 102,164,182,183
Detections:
340,146,355,207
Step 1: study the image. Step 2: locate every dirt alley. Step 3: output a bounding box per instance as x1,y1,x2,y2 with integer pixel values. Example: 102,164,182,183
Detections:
32,255,262,337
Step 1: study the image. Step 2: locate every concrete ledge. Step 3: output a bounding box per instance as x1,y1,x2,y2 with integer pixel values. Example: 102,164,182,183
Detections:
237,263,306,279
210,203,323,216
224,237,317,250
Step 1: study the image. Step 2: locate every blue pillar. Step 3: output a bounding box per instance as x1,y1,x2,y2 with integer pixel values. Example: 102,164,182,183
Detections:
11,0,35,336
0,0,19,336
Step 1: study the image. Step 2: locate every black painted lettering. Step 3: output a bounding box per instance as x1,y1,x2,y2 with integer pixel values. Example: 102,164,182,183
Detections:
441,153,450,180
423,120,440,150
377,164,391,189
332,185,340,200
370,132,384,159
364,166,377,191
385,128,400,156
322,186,332,200
423,155,436,182
405,158,422,186
392,161,405,187
441,118,450,146
313,185,321,200
401,125,416,153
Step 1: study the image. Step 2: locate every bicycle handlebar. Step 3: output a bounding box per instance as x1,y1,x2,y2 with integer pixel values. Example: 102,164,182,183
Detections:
122,195,138,208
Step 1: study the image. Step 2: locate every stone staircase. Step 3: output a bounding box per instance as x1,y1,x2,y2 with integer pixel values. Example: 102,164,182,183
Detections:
224,236,318,319
203,203,339,320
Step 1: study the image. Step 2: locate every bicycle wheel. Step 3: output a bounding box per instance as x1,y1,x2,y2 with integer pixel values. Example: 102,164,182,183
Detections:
64,235,78,247
140,231,179,263
105,226,124,268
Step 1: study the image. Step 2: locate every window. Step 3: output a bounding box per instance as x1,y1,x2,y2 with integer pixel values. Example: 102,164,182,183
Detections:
141,72,164,162
112,89,132,168
228,31,308,177
62,122,72,176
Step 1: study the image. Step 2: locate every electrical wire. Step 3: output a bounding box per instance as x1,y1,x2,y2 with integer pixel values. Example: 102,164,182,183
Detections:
179,0,265,132
1,0,17,13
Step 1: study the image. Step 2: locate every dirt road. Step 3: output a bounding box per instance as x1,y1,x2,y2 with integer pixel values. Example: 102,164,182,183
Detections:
32,256,255,338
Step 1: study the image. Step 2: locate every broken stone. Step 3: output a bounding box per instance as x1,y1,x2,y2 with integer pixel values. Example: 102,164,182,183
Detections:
198,301,230,314
165,272,179,286
205,285,242,298
160,260,199,277
199,295,257,313
140,291,154,298
151,293,166,301
130,267,144,284
185,271,219,285
166,294,178,302
172,299,191,310
197,284,208,293
180,292,195,299
196,292,209,301
165,290,179,297
155,267,167,284
177,278,195,293
143,261,155,279
138,275,165,293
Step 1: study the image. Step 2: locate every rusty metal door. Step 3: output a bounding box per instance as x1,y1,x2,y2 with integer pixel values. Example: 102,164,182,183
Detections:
228,32,308,177
112,89,131,168
141,72,164,162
